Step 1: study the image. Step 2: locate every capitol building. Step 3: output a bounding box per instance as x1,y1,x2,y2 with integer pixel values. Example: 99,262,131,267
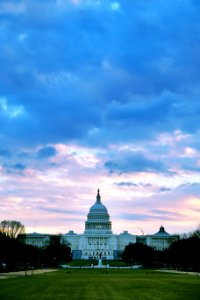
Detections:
25,190,177,260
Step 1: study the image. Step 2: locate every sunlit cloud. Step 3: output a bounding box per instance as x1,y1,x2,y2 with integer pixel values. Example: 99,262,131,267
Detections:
0,97,24,119
0,0,200,235
111,2,120,11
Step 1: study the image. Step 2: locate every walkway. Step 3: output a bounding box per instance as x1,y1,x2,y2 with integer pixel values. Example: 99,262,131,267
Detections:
155,269,200,276
0,269,57,279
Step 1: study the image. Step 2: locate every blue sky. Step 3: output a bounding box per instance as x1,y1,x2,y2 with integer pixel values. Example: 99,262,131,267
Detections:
0,0,200,235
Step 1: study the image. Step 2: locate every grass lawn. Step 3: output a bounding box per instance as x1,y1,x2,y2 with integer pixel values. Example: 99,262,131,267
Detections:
69,259,127,267
0,269,200,300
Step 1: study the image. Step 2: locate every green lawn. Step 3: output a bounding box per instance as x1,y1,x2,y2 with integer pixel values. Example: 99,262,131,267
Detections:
0,269,200,300
69,259,127,267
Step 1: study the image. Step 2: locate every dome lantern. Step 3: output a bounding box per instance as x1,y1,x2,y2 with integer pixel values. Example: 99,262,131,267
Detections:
96,189,101,203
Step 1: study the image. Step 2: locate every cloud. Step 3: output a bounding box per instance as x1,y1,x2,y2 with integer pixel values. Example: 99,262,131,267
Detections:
0,1,200,149
110,2,120,11
2,162,26,175
105,151,170,174
37,146,57,159
182,165,200,173
0,149,12,157
115,182,138,187
117,213,153,221
37,206,84,216
0,1,25,15
0,0,200,234
151,209,180,218
12,163,26,170
0,97,24,119
176,183,200,197
117,211,180,222
114,182,152,188
159,187,171,193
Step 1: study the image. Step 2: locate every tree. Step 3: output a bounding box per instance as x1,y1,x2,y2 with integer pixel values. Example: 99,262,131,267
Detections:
0,230,43,272
166,236,200,271
44,235,72,267
122,243,154,267
0,220,25,238
191,224,200,238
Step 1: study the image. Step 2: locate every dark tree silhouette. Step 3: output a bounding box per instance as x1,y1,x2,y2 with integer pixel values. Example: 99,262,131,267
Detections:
0,232,43,271
166,236,200,271
122,242,154,267
44,235,72,267
191,225,200,238
0,220,25,238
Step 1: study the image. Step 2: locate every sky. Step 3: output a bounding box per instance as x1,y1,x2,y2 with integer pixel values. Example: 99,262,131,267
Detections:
0,0,200,236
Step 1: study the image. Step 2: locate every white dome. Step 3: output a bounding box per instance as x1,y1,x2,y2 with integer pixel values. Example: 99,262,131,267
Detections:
89,202,108,214
84,190,112,233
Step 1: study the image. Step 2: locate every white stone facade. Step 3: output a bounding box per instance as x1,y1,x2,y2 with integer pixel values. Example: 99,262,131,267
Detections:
24,232,50,248
25,191,177,259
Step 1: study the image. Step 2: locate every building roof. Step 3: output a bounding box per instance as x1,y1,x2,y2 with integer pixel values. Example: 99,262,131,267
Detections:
154,225,170,236
25,232,49,237
88,189,108,214
85,190,112,233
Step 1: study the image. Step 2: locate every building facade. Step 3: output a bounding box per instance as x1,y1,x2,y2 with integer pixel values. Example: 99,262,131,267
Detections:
25,190,177,259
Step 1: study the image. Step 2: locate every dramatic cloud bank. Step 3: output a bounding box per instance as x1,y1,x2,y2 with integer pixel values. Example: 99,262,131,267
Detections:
0,0,200,234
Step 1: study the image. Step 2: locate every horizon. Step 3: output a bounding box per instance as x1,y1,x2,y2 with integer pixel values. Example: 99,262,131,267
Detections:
24,189,198,236
0,0,200,236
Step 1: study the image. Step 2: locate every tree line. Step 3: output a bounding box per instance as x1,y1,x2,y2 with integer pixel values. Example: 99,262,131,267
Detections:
122,225,200,272
0,220,72,272
1,220,200,272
